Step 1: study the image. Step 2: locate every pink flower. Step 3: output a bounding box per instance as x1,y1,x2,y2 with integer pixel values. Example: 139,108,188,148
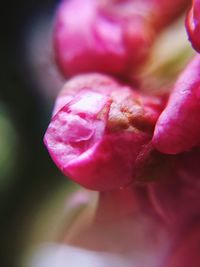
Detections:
42,2,200,265
186,0,200,52
54,0,153,78
53,0,188,78
44,73,164,191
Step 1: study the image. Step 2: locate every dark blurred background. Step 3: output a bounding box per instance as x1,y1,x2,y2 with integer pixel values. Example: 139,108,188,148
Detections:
1,1,68,266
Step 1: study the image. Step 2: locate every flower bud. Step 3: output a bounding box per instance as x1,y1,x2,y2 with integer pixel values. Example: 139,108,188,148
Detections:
44,74,164,191
54,0,189,78
153,55,200,154
53,0,154,78
186,0,200,52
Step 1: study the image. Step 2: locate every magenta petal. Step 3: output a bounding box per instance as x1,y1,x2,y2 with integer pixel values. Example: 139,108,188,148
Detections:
66,131,151,190
44,90,110,178
52,73,120,116
53,0,153,78
186,0,200,52
54,0,126,77
54,0,189,78
153,56,200,154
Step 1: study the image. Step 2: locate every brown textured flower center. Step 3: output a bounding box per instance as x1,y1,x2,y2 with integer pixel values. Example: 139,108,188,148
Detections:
107,95,155,133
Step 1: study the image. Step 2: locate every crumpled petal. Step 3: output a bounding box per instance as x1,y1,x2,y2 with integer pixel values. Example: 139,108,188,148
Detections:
44,74,164,191
44,89,109,171
52,73,122,116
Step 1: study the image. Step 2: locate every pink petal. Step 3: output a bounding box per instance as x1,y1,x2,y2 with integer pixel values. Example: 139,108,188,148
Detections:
44,89,110,178
53,0,153,78
153,56,200,154
66,131,151,190
186,0,200,52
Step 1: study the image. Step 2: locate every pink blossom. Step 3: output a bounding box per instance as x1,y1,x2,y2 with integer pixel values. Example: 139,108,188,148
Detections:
186,0,200,52
44,73,164,191
53,0,188,79
41,2,200,265
54,0,153,78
